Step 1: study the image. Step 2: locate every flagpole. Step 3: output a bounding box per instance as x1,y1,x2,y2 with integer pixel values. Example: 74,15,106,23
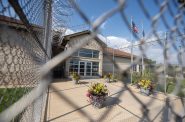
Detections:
131,16,133,84
141,21,144,75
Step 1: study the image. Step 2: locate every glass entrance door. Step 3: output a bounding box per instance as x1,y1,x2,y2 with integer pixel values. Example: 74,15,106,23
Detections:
79,61,85,76
79,61,92,76
86,62,92,76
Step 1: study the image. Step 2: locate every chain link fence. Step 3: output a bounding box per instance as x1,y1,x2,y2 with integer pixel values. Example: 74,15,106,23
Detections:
0,0,51,121
0,0,185,122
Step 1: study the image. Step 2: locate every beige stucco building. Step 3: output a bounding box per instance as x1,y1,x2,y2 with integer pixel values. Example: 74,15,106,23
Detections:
103,47,145,74
52,30,145,78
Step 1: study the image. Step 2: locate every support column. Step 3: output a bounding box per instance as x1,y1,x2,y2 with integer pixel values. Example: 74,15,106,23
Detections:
99,50,103,77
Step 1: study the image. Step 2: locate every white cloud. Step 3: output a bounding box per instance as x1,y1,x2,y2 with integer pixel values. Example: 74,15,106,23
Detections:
145,47,163,63
107,36,130,47
135,43,180,64
102,32,182,65
98,34,176,64
97,34,107,42
65,28,75,35
100,21,107,29
98,35,133,52
168,52,178,64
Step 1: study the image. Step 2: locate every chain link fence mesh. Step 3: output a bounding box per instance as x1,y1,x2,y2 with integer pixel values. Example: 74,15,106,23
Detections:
0,0,51,121
0,0,185,122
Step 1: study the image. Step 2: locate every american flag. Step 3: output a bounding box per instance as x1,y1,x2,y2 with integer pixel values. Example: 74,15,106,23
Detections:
132,21,139,33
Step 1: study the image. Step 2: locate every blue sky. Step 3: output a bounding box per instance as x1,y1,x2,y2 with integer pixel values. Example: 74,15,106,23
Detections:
68,0,180,37
66,0,184,64
0,0,184,64
0,0,44,25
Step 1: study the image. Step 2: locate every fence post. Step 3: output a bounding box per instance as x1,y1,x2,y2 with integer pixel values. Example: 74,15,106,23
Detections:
130,16,133,84
164,32,167,93
44,0,53,58
113,48,115,78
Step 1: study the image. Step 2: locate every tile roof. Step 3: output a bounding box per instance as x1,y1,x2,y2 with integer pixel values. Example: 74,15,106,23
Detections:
0,15,43,30
104,47,136,59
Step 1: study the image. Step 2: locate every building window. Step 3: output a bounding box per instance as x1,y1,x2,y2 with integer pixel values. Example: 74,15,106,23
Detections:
92,62,99,76
92,50,99,58
86,62,92,76
133,64,137,72
73,48,99,58
79,48,92,57
139,65,142,72
69,60,79,73
69,60,99,76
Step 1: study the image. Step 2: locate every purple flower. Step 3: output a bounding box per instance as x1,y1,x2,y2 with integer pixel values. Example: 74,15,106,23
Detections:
86,92,90,97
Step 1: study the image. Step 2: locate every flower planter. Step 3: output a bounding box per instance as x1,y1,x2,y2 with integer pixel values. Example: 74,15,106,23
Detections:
72,79,79,84
112,79,117,82
86,83,108,108
140,88,150,96
89,95,106,108
106,78,111,83
70,72,80,84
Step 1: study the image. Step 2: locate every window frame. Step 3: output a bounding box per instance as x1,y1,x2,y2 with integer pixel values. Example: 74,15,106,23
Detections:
72,48,99,59
139,65,142,72
133,64,137,72
69,60,99,76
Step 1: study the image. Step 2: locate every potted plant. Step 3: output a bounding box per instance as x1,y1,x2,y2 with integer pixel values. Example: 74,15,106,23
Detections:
86,83,109,108
70,72,80,84
104,73,112,83
111,74,118,82
138,79,154,95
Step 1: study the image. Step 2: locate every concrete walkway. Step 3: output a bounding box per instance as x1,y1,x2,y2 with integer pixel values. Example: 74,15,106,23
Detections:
46,79,184,122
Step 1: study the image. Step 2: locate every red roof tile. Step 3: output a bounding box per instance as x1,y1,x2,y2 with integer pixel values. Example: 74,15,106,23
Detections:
104,47,136,59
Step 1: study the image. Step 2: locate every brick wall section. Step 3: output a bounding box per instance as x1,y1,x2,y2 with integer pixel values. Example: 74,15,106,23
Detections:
65,34,103,77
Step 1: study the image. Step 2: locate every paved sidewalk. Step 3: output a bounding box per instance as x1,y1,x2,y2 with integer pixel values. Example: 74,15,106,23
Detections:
46,79,184,122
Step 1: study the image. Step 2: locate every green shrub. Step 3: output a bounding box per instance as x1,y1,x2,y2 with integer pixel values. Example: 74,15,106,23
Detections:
132,72,142,84
166,77,176,93
177,79,185,98
87,83,109,96
103,73,113,79
70,72,80,80
138,79,154,90
132,70,157,85
157,78,185,98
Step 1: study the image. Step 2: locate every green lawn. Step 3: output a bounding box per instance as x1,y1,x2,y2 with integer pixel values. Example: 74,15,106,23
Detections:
0,87,32,113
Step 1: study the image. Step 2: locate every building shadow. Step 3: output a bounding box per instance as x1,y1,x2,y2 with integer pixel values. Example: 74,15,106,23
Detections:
78,81,89,85
52,78,71,83
104,97,121,107
46,104,91,122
